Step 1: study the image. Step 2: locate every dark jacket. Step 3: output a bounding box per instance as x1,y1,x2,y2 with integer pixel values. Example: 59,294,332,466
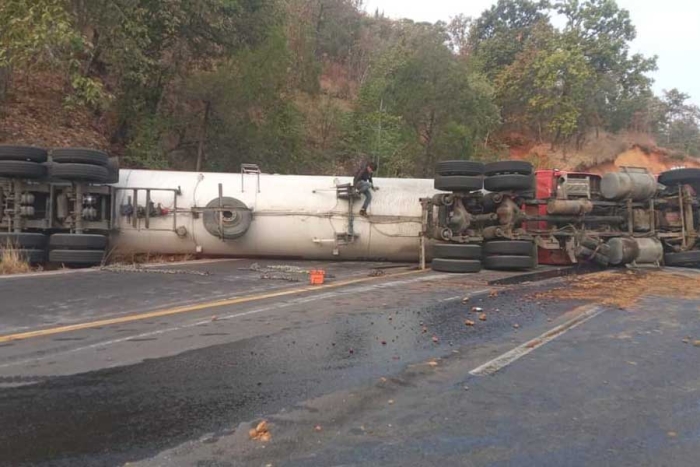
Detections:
353,164,374,186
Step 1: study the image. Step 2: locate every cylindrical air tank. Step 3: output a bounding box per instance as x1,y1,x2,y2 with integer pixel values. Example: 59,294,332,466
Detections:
607,237,663,265
607,237,640,265
600,169,657,202
634,238,663,264
546,199,593,215
111,169,438,261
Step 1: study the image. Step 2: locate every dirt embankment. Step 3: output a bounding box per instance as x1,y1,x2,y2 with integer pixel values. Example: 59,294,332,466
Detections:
506,131,700,175
584,145,700,176
0,71,110,150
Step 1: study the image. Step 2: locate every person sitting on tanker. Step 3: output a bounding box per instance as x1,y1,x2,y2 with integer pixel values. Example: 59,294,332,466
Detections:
353,161,379,217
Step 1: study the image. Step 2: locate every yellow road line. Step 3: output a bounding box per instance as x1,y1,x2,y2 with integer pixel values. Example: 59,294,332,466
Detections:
0,268,427,343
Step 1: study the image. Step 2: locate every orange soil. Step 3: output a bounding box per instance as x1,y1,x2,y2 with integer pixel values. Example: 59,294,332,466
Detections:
585,146,700,176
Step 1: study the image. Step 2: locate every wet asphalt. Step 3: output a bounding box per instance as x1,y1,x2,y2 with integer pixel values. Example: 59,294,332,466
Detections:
2,262,699,466
0,260,578,466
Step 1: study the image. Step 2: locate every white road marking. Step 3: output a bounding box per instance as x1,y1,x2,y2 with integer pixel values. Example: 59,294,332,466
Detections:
0,273,452,370
438,289,492,303
469,305,604,376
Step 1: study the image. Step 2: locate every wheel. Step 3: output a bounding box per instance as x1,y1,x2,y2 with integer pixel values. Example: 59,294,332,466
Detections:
10,248,46,264
434,175,483,192
51,148,109,166
106,157,120,183
483,255,535,270
664,250,700,267
431,258,482,273
0,145,48,163
484,161,533,176
658,168,700,193
483,240,534,256
484,174,534,192
0,160,47,179
432,243,482,260
203,197,252,239
435,161,484,176
49,234,107,250
51,163,109,183
0,233,47,249
49,249,105,266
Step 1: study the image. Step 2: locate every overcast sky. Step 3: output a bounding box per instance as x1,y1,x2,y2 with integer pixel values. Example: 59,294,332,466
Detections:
363,0,700,105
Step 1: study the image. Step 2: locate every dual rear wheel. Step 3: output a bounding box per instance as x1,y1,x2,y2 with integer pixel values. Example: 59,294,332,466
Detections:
0,232,107,267
430,240,537,273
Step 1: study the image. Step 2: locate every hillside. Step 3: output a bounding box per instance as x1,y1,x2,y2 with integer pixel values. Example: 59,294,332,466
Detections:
2,75,695,176
506,131,700,175
0,72,109,150
1,0,699,176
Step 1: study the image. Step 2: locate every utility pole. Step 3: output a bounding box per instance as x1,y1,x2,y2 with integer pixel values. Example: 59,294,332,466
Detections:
375,98,383,168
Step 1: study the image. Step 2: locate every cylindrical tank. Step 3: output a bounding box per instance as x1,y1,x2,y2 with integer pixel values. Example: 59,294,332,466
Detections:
607,237,640,265
600,169,657,201
606,237,662,266
111,170,438,261
546,199,593,215
634,238,663,264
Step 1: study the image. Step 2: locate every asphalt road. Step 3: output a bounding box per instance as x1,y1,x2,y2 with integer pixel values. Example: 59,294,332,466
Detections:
1,260,698,466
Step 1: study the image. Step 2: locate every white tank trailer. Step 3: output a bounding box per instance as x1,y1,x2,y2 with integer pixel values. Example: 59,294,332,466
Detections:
111,169,438,261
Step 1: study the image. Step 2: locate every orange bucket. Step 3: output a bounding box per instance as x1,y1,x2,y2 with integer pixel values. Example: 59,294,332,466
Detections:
309,269,326,285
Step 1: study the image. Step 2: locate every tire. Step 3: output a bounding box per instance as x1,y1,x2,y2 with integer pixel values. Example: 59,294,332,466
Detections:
483,255,535,271
432,243,482,260
51,148,109,166
434,175,483,192
51,163,109,183
658,168,700,191
484,161,534,176
203,197,252,240
431,258,482,273
49,234,107,250
0,145,48,163
435,160,484,176
484,174,534,192
0,233,47,249
483,240,534,256
664,250,700,267
12,249,46,264
0,160,47,179
106,157,120,183
49,249,105,266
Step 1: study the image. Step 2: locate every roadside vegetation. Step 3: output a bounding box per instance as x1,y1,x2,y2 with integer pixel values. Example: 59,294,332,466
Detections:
0,0,698,175
0,245,33,275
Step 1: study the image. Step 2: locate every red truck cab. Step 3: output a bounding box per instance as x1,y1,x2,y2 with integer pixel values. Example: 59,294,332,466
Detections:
526,169,602,265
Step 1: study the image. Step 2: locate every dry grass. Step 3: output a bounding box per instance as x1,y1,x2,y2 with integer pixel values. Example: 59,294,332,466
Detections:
529,270,700,309
105,247,194,266
0,246,33,275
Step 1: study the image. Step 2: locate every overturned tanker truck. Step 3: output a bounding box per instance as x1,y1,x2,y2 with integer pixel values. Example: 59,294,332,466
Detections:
0,145,435,265
1,144,699,271
423,160,700,272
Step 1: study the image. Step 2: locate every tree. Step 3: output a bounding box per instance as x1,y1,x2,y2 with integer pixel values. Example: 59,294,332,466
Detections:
0,0,107,106
468,0,550,79
496,23,591,145
70,0,280,158
156,30,304,173
555,0,657,136
376,24,499,174
656,89,700,155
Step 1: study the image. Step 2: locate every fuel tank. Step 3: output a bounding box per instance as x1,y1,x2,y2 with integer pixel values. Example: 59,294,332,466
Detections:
111,169,438,261
600,168,657,202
